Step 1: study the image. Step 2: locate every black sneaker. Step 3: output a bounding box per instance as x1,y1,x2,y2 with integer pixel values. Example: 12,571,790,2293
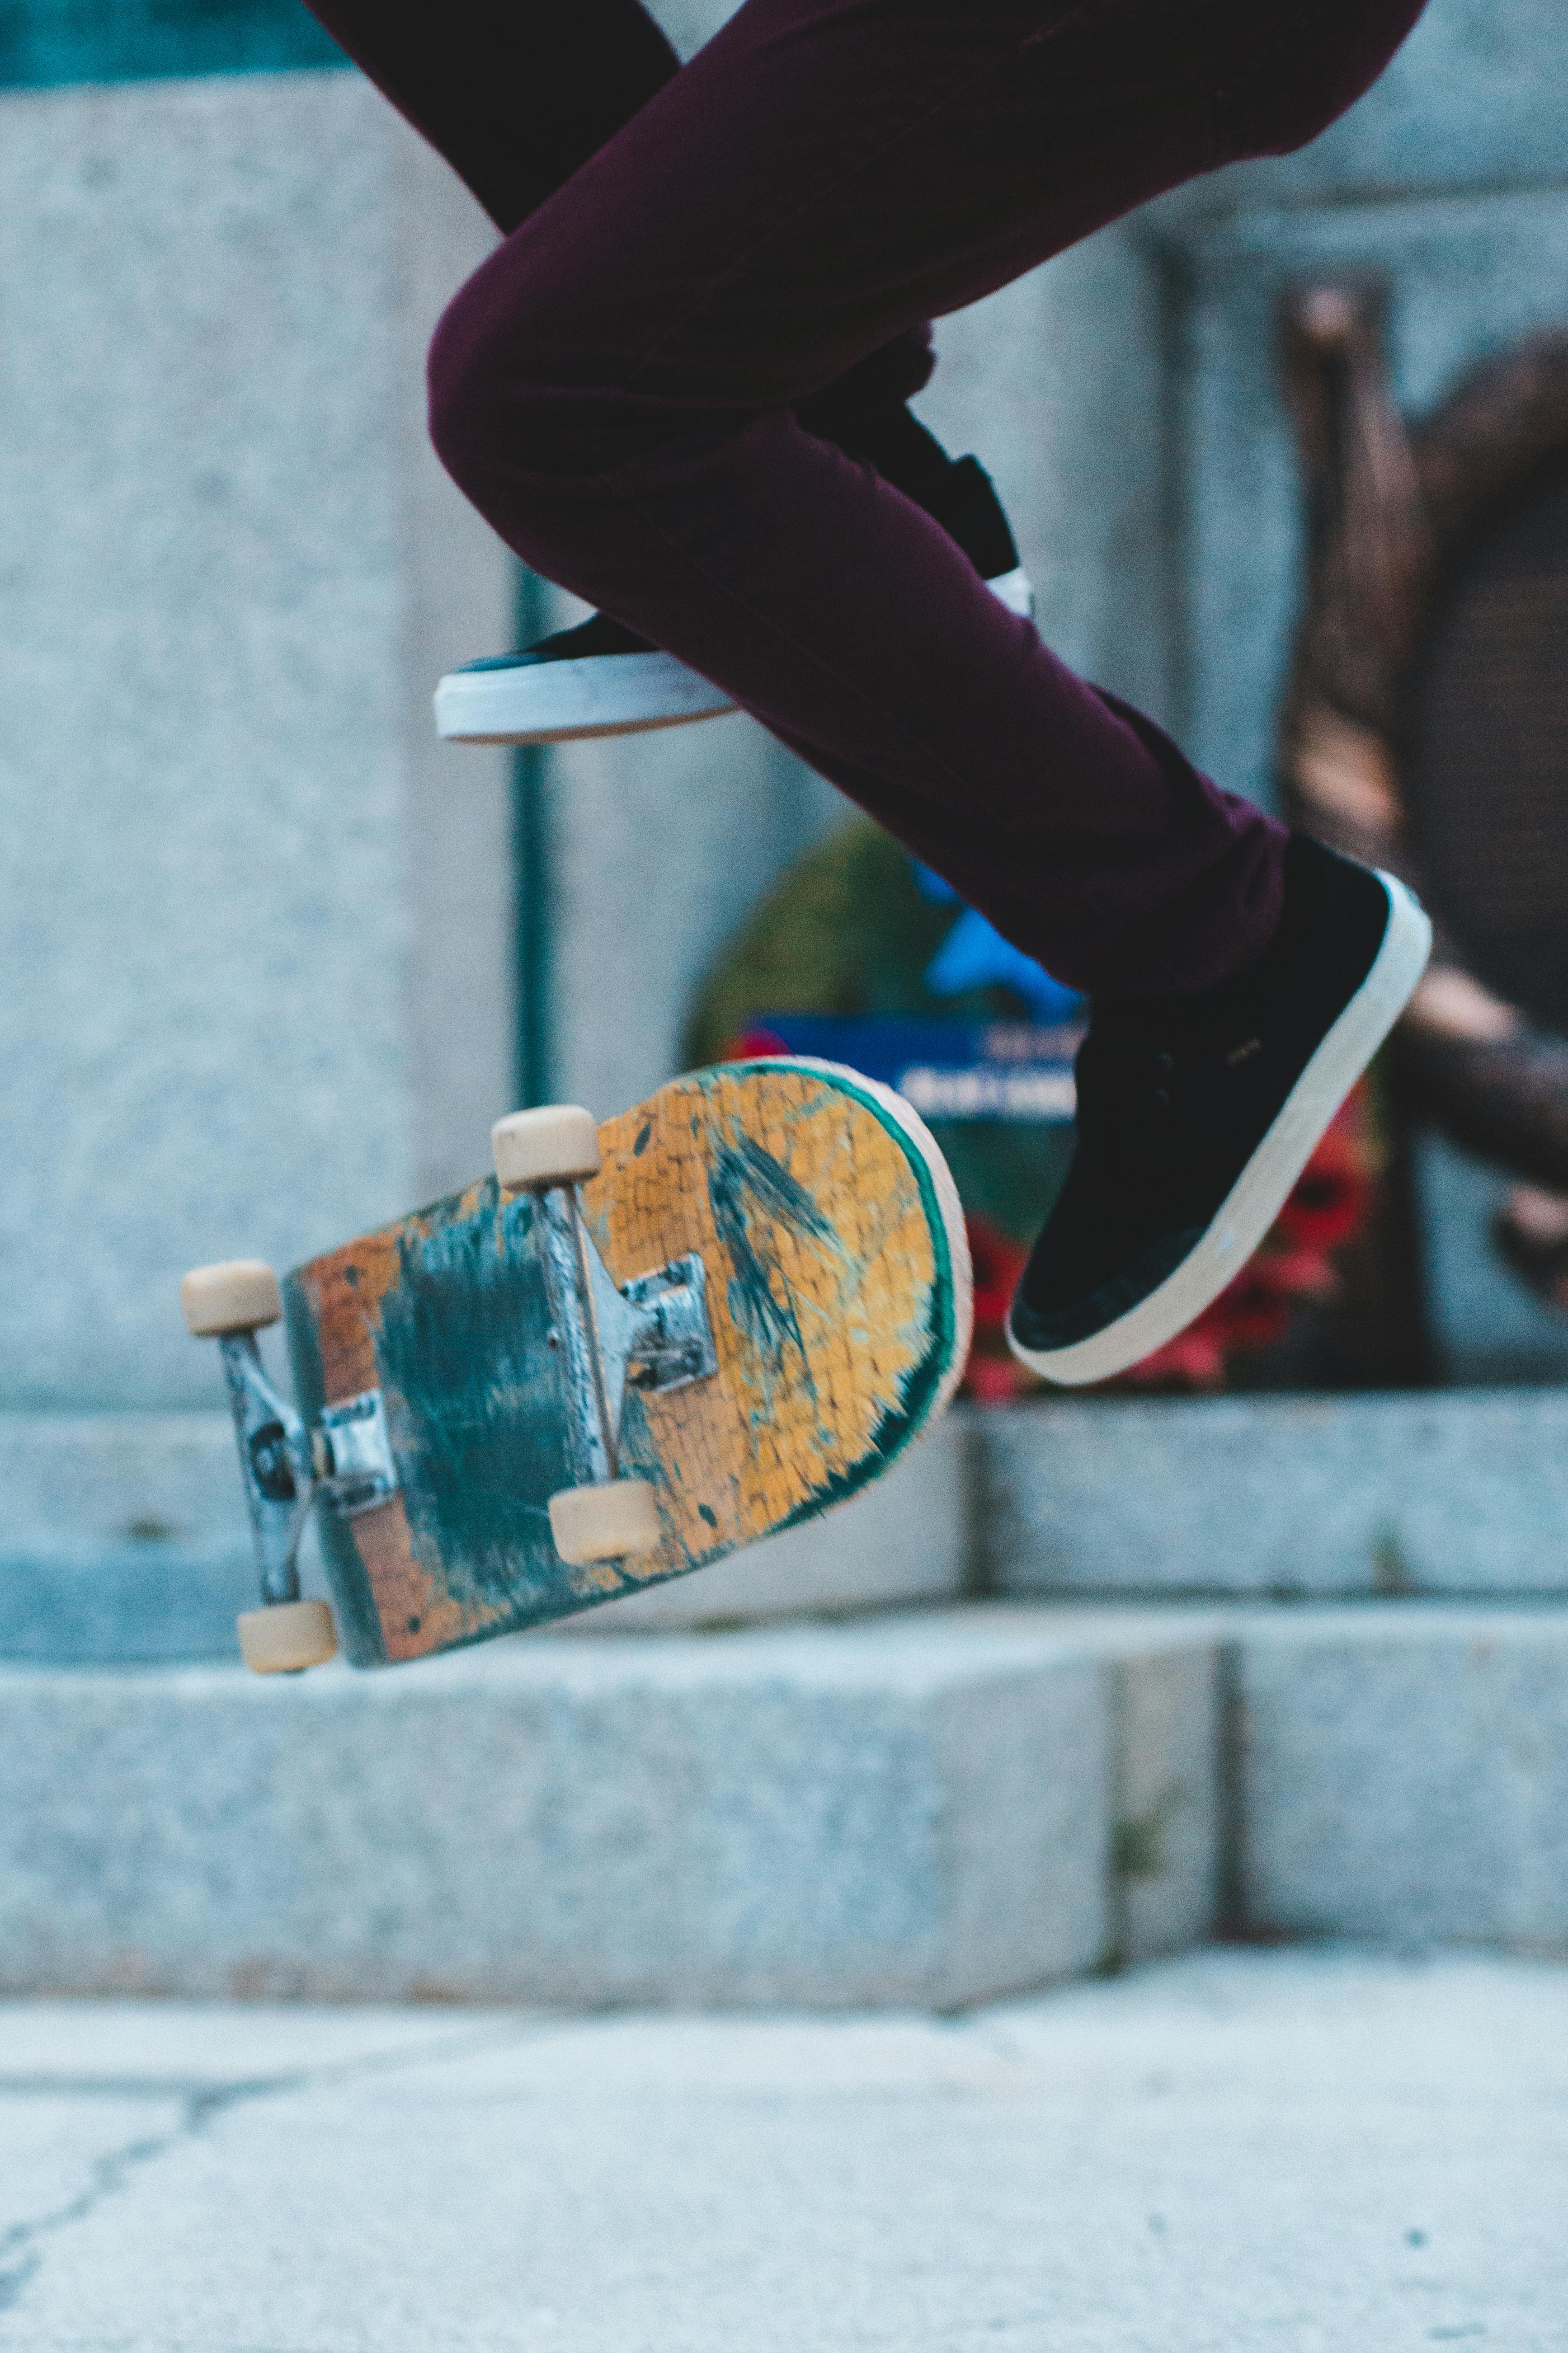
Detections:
432,457,1033,746
1007,835,1432,1386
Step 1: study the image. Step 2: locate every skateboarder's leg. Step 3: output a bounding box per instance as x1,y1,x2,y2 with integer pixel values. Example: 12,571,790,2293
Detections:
425,0,1354,989
423,0,1431,1379
307,0,1029,742
304,0,681,235
425,0,1426,985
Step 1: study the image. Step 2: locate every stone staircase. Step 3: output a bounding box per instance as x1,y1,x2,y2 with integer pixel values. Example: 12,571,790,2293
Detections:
2,1396,1564,2003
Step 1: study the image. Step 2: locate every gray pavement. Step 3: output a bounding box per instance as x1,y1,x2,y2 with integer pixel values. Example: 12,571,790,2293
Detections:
0,1948,1564,2351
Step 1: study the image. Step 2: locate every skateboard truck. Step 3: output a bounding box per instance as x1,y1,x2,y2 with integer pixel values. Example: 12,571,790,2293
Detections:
180,1260,350,1674
222,1350,398,1583
493,1104,716,1568
535,1192,716,1486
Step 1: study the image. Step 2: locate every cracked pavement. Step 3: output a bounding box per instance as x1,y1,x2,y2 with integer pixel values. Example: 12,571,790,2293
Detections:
0,1950,1564,2351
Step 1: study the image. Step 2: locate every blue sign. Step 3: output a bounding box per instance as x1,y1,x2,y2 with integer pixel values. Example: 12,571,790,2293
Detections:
745,1014,1082,1124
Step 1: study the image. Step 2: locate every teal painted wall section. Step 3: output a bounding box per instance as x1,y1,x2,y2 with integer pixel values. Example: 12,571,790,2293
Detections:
0,0,345,88
511,569,554,1111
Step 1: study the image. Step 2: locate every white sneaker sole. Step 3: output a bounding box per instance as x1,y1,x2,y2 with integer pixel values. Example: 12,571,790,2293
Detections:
432,566,1037,745
434,650,738,746
1007,871,1433,1388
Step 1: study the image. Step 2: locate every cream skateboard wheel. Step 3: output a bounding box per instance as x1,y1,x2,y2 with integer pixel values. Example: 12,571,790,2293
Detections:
492,1105,601,1192
237,1599,338,1674
548,1478,661,1565
181,1260,282,1337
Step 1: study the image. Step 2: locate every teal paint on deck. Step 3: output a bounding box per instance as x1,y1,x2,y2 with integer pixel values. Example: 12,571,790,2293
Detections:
282,1174,695,1667
707,1133,830,1393
372,1182,577,1633
511,565,554,1110
0,0,346,89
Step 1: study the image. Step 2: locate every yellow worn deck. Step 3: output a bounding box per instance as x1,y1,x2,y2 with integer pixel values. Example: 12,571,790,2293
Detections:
283,1061,969,1667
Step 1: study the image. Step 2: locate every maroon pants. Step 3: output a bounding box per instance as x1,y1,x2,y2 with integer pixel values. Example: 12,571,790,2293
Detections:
309,0,1426,997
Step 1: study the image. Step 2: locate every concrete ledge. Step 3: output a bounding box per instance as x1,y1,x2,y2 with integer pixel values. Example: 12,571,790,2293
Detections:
0,1412,261,1662
568,1416,971,1631
17,1592,1568,1999
0,1410,969,1661
1236,1605,1568,1950
981,1391,1568,1598
0,1610,1220,2007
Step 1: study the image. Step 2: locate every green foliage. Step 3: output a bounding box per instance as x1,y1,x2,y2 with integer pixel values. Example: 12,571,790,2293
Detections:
688,817,1075,1246
686,819,955,1063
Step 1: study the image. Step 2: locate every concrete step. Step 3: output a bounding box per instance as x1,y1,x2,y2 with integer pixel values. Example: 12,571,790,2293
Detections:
5,1599,1565,2006
0,1607,1221,2006
980,1391,1568,1599
13,1392,1568,1664
0,1410,969,1661
1235,1604,1568,1950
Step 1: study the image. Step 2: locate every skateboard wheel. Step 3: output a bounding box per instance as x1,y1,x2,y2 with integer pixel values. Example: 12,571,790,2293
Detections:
237,1599,338,1675
181,1260,282,1337
548,1478,661,1565
492,1105,601,1192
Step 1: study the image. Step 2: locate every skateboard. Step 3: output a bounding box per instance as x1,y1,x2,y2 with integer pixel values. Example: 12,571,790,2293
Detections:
182,1058,971,1673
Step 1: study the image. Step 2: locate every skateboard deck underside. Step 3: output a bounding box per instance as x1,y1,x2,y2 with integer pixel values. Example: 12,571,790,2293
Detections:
282,1061,968,1666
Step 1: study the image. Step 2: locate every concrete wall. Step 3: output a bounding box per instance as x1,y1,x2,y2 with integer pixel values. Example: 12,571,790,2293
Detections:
3,0,1565,1633
0,55,529,1649
540,686,825,1119
0,68,514,1426
0,7,900,1617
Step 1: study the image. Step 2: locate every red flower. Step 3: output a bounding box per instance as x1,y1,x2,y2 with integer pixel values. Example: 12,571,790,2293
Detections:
1115,1082,1378,1392
722,1026,790,1060
966,1354,1034,1404
1274,1101,1373,1253
967,1214,1027,1329
959,1214,1037,1403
